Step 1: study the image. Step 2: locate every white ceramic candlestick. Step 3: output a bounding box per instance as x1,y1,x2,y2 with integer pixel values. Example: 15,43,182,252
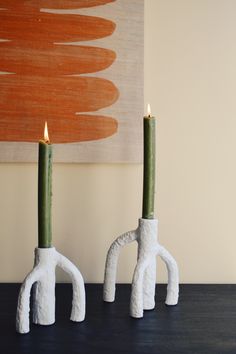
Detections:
103,218,179,318
16,247,85,334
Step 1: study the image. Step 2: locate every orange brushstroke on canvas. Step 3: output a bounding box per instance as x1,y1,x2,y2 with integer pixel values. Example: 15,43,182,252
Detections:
0,114,118,143
0,0,115,10
0,12,116,43
0,44,116,76
0,1,119,143
0,76,118,114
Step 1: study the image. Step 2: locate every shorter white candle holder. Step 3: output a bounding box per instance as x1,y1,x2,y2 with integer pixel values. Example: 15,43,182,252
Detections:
103,218,179,318
16,247,85,334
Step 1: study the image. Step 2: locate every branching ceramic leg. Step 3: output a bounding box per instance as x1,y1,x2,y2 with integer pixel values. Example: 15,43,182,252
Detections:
130,259,149,318
57,252,85,322
32,248,57,325
130,219,158,318
16,267,43,334
103,230,137,302
159,246,179,305
16,247,85,334
143,257,156,310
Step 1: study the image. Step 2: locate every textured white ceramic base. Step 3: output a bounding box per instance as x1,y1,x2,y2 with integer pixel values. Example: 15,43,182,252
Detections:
103,218,179,318
16,247,85,334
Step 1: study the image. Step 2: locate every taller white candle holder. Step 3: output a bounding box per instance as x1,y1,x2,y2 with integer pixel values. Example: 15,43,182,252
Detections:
103,218,179,318
16,247,85,334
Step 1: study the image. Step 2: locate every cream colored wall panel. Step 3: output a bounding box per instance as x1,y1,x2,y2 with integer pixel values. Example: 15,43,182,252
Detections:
1,0,236,283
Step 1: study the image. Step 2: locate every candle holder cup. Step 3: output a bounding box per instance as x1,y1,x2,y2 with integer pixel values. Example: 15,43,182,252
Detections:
103,218,179,318
16,247,85,334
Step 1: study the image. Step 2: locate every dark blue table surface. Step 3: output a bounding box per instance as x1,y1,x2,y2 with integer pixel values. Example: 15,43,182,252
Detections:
0,284,236,354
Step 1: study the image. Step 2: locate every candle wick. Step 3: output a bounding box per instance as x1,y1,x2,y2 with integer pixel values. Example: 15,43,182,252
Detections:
44,138,50,144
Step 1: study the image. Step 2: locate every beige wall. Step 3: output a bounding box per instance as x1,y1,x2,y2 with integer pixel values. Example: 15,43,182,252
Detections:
1,0,236,283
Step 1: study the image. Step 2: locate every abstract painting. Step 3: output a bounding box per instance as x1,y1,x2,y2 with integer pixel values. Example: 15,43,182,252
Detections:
0,0,144,162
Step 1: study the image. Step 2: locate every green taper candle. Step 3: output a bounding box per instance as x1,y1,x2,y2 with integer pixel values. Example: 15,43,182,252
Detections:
142,104,156,219
38,122,52,248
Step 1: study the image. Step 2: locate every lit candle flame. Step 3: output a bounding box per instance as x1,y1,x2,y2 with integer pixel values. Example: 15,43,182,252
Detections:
44,121,50,143
147,103,151,117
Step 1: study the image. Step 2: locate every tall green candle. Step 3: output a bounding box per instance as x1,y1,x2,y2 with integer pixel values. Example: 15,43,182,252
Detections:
142,104,156,219
38,122,52,248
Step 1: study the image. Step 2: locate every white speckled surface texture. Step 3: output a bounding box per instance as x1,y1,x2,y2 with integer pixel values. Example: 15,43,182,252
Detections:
104,218,179,318
16,247,85,334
